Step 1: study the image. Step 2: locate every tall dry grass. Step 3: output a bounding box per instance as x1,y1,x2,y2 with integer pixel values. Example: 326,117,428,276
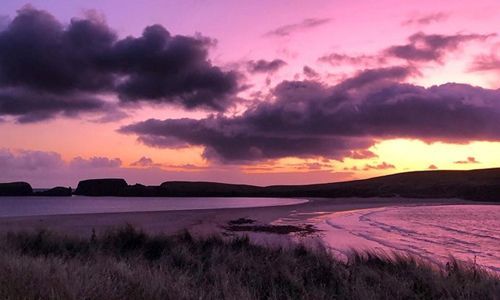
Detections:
0,225,498,299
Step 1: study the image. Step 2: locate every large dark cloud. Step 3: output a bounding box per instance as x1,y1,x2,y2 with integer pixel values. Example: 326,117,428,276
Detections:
120,66,500,162
107,25,238,110
0,6,238,122
385,32,494,63
120,117,371,162
0,8,115,92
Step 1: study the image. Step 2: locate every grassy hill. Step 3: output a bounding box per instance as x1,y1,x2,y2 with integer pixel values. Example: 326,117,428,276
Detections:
157,168,500,201
262,168,500,200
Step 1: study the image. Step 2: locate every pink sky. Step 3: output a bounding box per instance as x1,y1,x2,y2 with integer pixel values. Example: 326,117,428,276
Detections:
0,0,499,187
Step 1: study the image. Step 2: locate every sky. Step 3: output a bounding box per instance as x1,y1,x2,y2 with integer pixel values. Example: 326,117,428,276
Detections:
0,0,499,187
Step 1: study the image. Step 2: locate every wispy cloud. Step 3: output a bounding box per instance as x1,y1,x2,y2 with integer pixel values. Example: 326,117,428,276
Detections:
363,162,395,171
130,156,162,168
385,32,495,63
402,12,448,26
454,157,480,164
264,18,331,37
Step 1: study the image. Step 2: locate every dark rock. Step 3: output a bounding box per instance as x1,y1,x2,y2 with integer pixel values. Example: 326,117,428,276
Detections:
0,182,33,196
228,218,256,225
74,179,128,196
34,186,72,196
123,184,161,197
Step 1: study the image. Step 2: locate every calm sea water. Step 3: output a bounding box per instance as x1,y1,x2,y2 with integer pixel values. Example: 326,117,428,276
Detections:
312,205,500,273
0,196,307,218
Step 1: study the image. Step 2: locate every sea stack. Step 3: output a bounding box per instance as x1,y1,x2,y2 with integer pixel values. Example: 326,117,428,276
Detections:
0,182,33,196
74,179,128,196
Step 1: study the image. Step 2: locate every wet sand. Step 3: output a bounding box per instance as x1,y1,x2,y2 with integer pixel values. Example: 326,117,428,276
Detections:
0,197,471,240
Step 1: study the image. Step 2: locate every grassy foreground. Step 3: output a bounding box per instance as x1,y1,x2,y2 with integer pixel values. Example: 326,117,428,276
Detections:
0,225,498,300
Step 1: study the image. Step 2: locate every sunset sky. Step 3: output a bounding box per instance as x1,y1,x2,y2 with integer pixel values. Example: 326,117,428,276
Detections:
0,0,499,187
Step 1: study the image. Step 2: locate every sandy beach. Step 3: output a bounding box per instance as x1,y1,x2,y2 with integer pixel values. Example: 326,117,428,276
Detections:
0,197,471,238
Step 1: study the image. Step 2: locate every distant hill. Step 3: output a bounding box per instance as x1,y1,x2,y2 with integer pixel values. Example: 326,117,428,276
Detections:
66,168,500,201
262,168,500,201
2,168,500,201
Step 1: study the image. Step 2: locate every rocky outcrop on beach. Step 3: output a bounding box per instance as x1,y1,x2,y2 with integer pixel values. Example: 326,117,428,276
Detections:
74,179,128,196
0,182,33,196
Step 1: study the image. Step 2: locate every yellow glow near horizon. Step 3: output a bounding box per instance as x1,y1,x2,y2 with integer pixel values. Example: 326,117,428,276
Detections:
370,139,500,171
241,139,500,181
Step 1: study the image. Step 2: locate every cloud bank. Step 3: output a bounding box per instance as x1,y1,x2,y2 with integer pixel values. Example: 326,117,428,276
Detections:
121,66,500,163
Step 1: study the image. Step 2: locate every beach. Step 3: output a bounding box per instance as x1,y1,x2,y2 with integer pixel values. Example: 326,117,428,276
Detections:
0,197,470,237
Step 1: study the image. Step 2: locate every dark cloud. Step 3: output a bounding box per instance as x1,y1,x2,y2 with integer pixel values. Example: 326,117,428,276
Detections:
120,117,371,162
454,157,480,164
318,53,383,66
247,59,287,73
265,18,331,37
0,88,107,123
303,66,319,78
109,25,238,111
385,32,495,63
0,15,10,31
318,32,494,68
70,156,122,168
0,7,116,93
121,66,500,163
0,6,239,122
363,162,395,171
334,66,416,91
428,164,438,170
402,13,448,26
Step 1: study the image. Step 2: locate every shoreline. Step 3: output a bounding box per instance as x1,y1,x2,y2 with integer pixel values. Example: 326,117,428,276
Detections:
0,197,472,237
1,197,498,273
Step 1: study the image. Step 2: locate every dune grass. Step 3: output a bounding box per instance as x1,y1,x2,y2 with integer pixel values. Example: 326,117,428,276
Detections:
0,225,498,300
